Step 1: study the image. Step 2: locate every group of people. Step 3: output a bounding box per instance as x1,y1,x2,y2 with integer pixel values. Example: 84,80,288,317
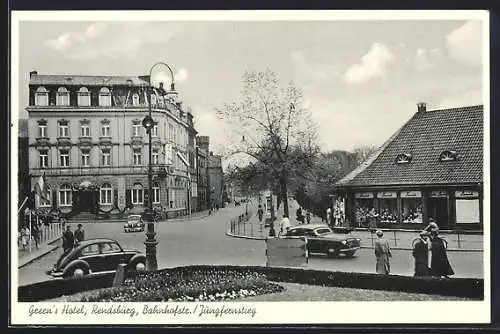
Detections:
373,219,455,278
19,222,42,250
62,224,85,254
295,207,311,225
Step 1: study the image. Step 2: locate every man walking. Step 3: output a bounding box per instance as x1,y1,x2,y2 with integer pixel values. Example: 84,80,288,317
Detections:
62,225,75,254
257,205,264,223
74,224,85,245
412,231,430,276
374,230,392,274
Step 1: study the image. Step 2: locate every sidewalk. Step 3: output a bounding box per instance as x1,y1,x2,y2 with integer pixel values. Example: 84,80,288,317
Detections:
18,236,61,269
226,209,483,252
66,209,212,224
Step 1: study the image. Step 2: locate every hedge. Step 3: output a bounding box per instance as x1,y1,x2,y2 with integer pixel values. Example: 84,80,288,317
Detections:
18,265,483,302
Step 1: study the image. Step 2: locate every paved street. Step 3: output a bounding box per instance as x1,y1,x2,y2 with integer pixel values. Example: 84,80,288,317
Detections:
19,203,483,287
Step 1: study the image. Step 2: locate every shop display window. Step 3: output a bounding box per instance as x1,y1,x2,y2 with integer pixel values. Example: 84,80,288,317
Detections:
401,191,423,224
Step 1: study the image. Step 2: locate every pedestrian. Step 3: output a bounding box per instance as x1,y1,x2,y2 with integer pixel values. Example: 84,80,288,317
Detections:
429,229,454,278
62,225,75,254
279,214,291,237
296,207,303,224
74,224,85,245
374,230,392,274
306,210,311,224
424,218,439,234
257,205,264,223
269,219,276,237
326,207,332,226
412,231,430,276
21,226,29,250
368,208,379,232
32,223,40,249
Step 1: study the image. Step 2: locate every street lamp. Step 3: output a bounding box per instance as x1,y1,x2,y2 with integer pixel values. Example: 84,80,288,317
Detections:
143,62,175,272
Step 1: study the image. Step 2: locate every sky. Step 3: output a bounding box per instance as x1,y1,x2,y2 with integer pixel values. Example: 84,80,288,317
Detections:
16,17,485,155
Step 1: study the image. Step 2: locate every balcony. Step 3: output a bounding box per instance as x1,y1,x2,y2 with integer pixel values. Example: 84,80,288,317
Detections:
35,137,50,146
57,136,72,146
131,135,143,145
79,136,92,145
99,136,112,144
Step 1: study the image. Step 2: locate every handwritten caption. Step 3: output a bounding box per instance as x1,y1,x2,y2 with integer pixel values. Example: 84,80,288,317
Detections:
28,304,257,319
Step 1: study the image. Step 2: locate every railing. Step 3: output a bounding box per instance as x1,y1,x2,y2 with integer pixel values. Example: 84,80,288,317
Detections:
228,210,267,239
18,222,63,254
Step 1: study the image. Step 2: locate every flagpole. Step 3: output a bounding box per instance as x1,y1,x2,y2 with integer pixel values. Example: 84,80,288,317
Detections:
29,211,32,254
18,196,29,214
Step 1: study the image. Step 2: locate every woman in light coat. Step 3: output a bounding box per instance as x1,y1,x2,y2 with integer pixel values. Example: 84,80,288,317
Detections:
374,230,392,274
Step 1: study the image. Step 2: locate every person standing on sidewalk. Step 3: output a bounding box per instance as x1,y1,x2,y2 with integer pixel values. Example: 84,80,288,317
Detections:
74,224,85,245
430,229,454,278
62,225,75,254
306,210,311,224
412,231,430,276
257,205,264,224
32,223,40,249
374,230,392,274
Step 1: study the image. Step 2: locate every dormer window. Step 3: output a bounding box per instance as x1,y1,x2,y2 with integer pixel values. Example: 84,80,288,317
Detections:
35,86,49,106
395,153,412,164
99,87,112,107
439,150,458,162
56,87,70,106
78,87,91,106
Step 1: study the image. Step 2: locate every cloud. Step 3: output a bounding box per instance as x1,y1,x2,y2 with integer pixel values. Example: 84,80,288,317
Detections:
414,48,443,72
46,22,181,60
47,33,72,52
446,20,482,66
344,43,395,84
290,50,339,79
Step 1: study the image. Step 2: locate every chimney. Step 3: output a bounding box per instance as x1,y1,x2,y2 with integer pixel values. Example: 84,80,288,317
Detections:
29,71,38,78
417,102,427,112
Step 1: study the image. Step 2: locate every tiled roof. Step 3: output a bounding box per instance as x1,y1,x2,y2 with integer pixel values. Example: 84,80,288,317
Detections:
29,74,148,87
336,105,483,187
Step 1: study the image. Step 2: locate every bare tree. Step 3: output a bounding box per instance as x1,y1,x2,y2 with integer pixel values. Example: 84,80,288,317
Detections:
353,145,378,166
216,69,318,217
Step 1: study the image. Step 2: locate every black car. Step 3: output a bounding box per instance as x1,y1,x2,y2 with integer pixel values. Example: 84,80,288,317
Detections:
283,224,361,258
47,238,146,279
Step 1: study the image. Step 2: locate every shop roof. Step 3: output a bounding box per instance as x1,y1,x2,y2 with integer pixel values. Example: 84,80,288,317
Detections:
336,105,483,187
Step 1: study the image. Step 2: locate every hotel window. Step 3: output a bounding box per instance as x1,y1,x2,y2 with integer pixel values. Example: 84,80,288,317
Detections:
38,185,51,207
377,192,398,224
59,184,72,206
56,87,70,106
101,123,111,137
39,150,48,168
133,148,142,166
455,191,481,224
60,149,70,167
132,183,143,205
102,149,111,166
99,87,112,106
152,182,160,204
81,149,90,167
58,121,69,137
100,183,113,205
132,93,139,106
38,124,47,138
35,86,49,106
80,124,90,137
152,124,158,137
152,150,159,165
132,123,141,137
78,87,90,106
401,191,423,224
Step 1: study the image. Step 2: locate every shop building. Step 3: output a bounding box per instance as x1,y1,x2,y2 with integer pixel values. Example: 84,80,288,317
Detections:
334,103,483,231
27,71,194,219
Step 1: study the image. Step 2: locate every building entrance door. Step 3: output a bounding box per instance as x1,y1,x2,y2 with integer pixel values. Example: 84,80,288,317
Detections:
427,198,449,229
79,190,94,213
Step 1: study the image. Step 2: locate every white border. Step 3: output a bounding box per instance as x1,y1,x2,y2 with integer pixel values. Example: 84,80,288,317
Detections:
10,10,491,325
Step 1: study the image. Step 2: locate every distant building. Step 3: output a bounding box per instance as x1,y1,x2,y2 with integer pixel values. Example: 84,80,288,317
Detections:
335,103,483,231
186,112,198,213
26,70,194,219
208,151,224,209
196,136,209,211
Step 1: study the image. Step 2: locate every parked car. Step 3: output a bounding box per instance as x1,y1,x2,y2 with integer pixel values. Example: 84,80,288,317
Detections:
282,224,361,258
124,214,145,233
46,238,146,279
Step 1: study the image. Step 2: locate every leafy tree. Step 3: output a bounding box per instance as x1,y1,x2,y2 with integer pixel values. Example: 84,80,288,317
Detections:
217,70,319,217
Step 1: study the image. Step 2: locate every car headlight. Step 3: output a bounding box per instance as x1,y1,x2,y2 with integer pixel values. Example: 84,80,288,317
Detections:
341,240,347,245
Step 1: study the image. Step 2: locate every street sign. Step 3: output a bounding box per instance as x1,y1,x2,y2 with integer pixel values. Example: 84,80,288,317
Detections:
266,237,308,268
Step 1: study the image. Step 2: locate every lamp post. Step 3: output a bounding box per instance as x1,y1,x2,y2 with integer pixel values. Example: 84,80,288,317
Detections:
143,62,175,272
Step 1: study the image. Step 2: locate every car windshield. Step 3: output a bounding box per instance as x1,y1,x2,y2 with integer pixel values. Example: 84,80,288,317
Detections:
315,228,332,235
128,216,141,222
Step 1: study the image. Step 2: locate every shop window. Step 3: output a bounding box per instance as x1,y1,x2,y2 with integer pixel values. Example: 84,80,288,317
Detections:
377,192,398,224
401,191,423,224
354,193,375,226
455,190,480,224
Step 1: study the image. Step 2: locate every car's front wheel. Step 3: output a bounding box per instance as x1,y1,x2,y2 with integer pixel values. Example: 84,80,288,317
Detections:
65,266,89,279
344,250,356,258
326,248,338,258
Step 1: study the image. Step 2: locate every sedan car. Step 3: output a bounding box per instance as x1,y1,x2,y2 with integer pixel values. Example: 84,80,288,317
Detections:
47,238,146,279
283,224,361,258
124,214,145,233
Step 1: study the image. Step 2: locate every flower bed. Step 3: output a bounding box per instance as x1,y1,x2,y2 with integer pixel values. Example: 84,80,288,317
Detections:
75,268,283,302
